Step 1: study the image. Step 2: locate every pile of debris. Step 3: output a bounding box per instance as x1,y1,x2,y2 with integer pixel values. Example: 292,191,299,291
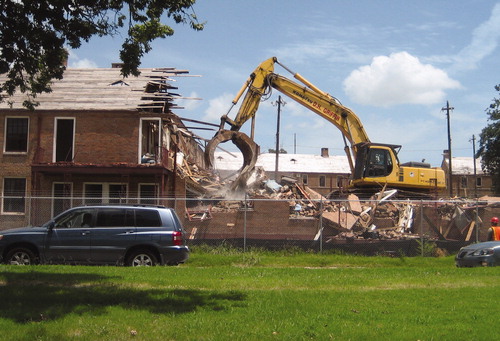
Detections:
260,181,419,241
177,156,492,241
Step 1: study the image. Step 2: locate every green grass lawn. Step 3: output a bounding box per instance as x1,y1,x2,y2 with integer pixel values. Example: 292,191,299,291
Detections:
1,249,499,340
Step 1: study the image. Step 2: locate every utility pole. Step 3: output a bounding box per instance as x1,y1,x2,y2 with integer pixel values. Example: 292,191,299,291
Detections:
471,134,479,242
442,101,454,197
471,134,477,199
273,96,286,181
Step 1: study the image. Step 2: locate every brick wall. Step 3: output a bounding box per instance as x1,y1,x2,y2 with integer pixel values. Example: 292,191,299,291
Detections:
183,199,320,240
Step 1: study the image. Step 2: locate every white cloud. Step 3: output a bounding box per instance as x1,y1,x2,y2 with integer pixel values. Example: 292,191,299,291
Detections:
343,52,461,107
70,59,98,68
67,50,98,68
271,39,371,66
449,3,500,72
203,93,234,122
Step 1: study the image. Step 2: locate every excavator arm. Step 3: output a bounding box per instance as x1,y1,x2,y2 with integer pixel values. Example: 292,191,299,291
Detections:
210,57,370,176
220,57,370,147
206,57,446,194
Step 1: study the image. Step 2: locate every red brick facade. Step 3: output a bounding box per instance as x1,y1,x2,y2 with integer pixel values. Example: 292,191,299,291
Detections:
0,109,206,227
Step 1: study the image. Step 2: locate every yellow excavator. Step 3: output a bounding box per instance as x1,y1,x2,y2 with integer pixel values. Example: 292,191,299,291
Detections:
205,57,446,195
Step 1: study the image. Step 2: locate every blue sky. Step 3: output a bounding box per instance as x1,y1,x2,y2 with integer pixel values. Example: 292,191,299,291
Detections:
69,0,500,167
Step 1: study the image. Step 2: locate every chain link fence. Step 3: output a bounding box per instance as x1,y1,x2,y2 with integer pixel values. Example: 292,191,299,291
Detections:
1,195,497,257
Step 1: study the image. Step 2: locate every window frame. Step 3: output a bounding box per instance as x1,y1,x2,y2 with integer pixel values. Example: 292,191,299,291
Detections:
138,118,162,164
302,174,308,185
83,182,128,205
139,183,159,205
53,117,76,162
461,176,468,189
319,175,326,187
2,177,27,215
3,116,29,154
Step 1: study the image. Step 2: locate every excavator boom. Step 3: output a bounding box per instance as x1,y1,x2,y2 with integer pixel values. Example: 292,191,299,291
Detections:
206,57,446,194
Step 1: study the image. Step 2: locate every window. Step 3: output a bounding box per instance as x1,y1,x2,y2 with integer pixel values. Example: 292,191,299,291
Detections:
84,183,127,204
461,177,468,188
53,183,72,217
302,174,308,185
109,184,127,204
4,117,28,153
2,178,26,213
84,184,103,205
135,209,162,227
476,177,482,187
319,175,326,187
139,118,161,163
365,148,393,177
54,118,75,162
139,184,158,205
54,209,94,228
96,208,134,227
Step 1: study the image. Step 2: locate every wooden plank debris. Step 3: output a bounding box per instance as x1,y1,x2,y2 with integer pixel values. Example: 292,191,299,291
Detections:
185,207,213,221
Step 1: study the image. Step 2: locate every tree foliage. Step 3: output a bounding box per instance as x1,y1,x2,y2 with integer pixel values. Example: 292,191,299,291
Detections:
477,84,500,194
0,0,204,109
268,148,288,154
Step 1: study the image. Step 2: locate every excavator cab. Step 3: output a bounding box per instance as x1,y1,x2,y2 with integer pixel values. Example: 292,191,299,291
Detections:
352,142,445,192
352,143,401,186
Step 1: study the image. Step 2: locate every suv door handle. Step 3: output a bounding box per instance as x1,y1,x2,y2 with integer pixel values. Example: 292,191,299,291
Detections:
81,231,91,236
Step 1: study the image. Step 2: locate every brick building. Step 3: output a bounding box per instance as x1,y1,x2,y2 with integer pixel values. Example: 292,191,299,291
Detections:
0,66,205,227
441,154,494,198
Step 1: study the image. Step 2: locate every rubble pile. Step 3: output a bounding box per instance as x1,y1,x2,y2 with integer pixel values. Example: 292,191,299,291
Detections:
177,157,495,241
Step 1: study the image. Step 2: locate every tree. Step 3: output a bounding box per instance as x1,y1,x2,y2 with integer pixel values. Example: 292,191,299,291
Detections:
268,148,288,154
0,0,204,109
477,84,500,194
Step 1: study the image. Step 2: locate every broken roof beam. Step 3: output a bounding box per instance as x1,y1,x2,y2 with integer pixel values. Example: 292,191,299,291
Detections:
140,96,176,101
177,116,220,127
152,68,189,73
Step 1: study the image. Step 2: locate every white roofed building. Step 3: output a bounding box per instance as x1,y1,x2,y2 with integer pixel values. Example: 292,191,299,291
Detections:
441,154,494,198
213,148,351,196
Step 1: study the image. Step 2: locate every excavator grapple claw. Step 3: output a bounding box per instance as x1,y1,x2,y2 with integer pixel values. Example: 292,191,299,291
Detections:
204,130,259,192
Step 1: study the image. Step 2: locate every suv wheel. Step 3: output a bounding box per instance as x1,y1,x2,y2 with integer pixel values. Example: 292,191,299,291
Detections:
6,247,38,265
126,249,158,267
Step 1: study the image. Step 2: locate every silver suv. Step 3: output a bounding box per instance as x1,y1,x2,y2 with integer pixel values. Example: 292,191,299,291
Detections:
0,205,189,266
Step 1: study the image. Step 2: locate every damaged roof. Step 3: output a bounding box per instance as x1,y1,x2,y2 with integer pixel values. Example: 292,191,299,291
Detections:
0,67,200,111
214,152,351,174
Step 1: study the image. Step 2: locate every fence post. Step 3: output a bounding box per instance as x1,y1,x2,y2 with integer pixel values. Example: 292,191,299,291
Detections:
319,197,323,253
475,198,479,242
420,200,424,257
244,193,247,252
